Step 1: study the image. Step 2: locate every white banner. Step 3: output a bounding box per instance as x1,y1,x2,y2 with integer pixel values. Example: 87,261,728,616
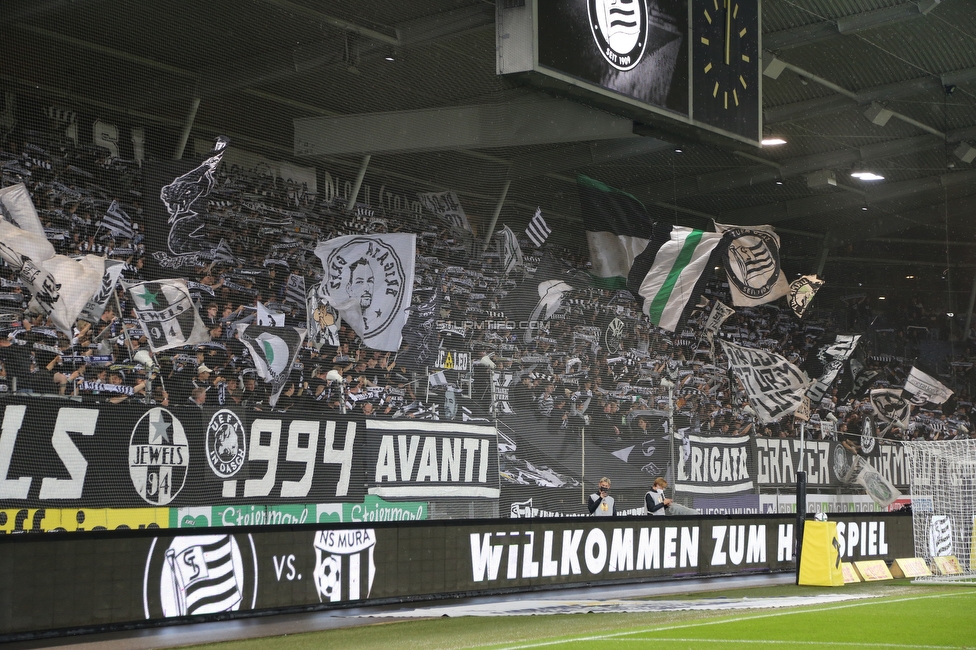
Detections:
721,340,810,423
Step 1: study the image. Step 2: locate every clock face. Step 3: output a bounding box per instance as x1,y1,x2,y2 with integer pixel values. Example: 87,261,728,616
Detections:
692,0,760,140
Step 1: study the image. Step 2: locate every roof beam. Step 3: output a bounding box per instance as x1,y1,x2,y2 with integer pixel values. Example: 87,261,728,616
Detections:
293,97,637,156
719,167,976,225
507,137,672,181
257,0,399,45
630,132,944,201
764,2,930,51
822,192,976,243
764,58,976,126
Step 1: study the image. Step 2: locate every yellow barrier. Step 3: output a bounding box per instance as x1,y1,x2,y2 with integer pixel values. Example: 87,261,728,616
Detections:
798,520,844,587
890,558,932,578
840,562,861,583
854,560,893,581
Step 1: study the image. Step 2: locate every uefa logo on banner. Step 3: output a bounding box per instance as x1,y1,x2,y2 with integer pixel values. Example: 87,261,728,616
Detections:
143,534,258,619
313,529,377,603
206,409,247,479
128,407,190,505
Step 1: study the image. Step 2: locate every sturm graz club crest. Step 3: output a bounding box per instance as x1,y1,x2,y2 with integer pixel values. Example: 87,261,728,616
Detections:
128,407,189,505
143,534,257,618
313,529,377,603
587,0,649,71
724,227,783,301
206,409,246,479
605,317,625,354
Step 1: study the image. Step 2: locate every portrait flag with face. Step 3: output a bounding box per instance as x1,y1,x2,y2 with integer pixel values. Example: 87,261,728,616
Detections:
314,234,416,351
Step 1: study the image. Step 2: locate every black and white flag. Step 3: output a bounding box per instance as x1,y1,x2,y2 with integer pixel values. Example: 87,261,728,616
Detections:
721,340,810,423
285,273,306,308
715,223,790,307
704,300,735,335
78,258,126,322
314,234,416,351
125,279,210,352
788,275,823,318
497,225,523,274
236,324,306,408
307,289,341,349
702,300,734,362
211,239,238,266
869,388,911,434
98,200,134,240
401,288,439,367
902,366,953,405
525,207,551,248
853,457,901,508
0,218,103,334
417,190,471,231
805,334,861,403
255,302,285,327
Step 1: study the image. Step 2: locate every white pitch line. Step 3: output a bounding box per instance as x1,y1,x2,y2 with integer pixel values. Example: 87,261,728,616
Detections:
486,590,976,650
610,639,963,649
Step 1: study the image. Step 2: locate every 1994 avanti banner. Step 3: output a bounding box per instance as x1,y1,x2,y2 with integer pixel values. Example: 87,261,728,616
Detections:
0,398,499,510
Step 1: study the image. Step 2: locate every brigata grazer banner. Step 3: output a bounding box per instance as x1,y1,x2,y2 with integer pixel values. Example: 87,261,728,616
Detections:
0,513,913,637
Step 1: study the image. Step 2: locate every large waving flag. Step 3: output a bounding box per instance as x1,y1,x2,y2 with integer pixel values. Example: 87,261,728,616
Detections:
722,340,810,423
502,253,589,343
98,200,134,240
577,174,651,288
124,279,210,352
628,224,728,332
715,223,790,307
497,225,523,274
236,324,306,407
525,207,551,248
314,234,416,351
417,190,471,231
902,366,953,406
0,198,103,334
0,183,46,238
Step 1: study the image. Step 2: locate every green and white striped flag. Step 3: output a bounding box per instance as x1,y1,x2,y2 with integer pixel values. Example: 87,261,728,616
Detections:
633,226,727,332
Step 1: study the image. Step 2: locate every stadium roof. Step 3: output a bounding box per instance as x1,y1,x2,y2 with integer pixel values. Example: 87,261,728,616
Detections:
2,0,975,311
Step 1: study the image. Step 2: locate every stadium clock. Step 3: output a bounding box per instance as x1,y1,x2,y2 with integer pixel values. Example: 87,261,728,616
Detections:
691,0,760,141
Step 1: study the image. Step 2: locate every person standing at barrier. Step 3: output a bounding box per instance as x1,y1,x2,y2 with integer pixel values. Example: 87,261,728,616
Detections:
645,477,673,516
588,477,616,516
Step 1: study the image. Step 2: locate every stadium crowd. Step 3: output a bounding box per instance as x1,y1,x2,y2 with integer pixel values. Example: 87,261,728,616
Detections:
1,127,975,455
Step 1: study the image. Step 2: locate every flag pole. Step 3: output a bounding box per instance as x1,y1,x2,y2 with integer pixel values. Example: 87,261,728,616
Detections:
581,425,586,506
668,382,677,502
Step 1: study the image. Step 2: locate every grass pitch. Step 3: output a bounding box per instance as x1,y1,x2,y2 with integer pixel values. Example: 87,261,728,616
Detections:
188,581,976,650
